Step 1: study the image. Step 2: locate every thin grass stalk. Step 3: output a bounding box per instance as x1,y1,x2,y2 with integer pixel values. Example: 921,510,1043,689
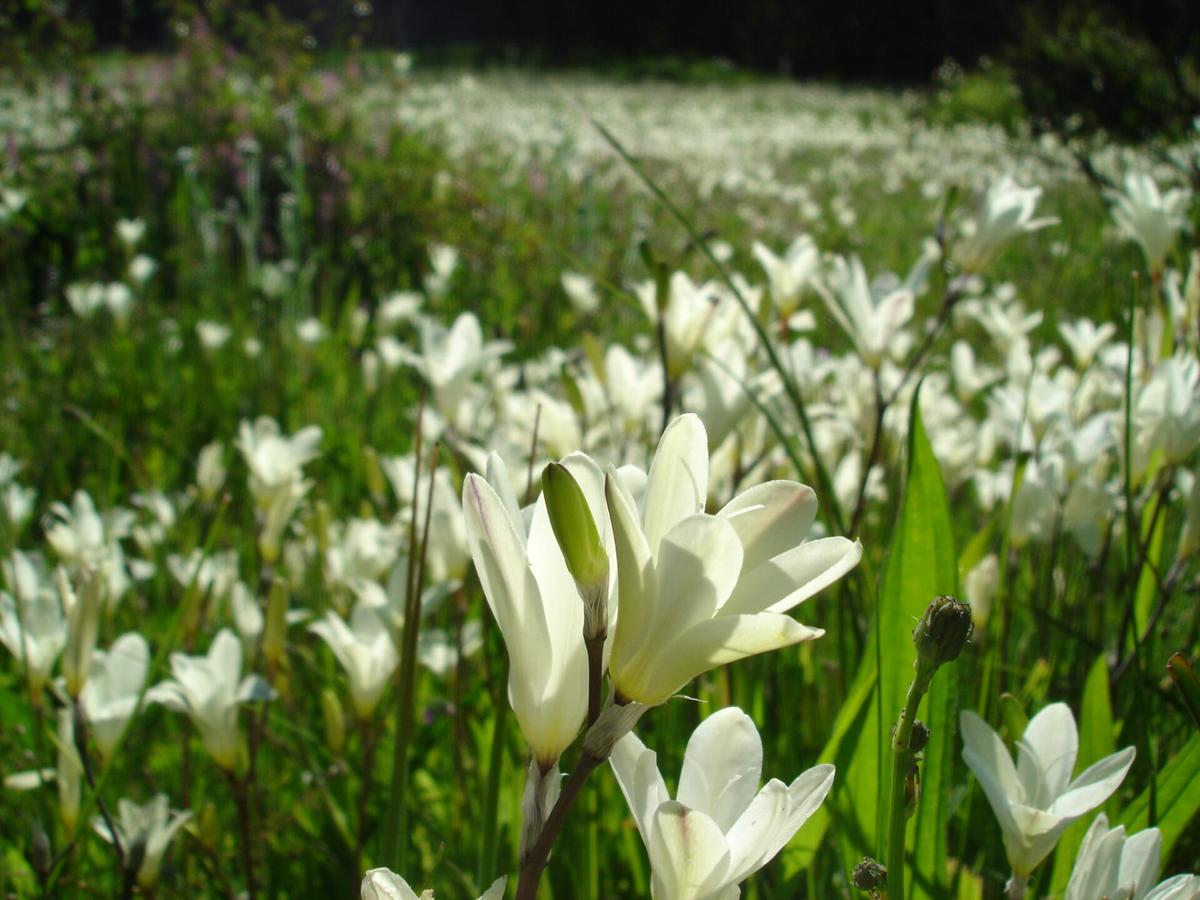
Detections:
584,110,847,535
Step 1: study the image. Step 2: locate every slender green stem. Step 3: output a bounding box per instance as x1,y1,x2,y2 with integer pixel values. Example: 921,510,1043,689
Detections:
477,658,509,888
886,667,931,900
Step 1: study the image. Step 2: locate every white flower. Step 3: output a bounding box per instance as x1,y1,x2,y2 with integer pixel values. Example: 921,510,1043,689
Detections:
463,452,604,766
605,414,861,706
195,441,227,503
361,868,505,900
295,317,326,344
1107,172,1192,273
94,794,192,888
236,417,321,504
635,272,735,379
753,234,819,315
818,255,915,369
129,254,157,284
116,218,146,247
66,282,106,318
196,320,232,350
148,629,272,770
611,707,834,900
562,271,600,314
0,551,67,694
79,632,149,759
376,291,423,329
961,702,1136,878
954,174,1058,272
1066,814,1162,900
424,243,459,298
309,602,399,718
1133,355,1200,472
387,312,510,423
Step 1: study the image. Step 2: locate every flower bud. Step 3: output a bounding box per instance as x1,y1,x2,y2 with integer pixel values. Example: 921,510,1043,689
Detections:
542,462,608,640
913,595,972,685
909,719,931,754
28,821,51,878
363,446,388,505
63,568,103,698
320,687,346,755
851,857,887,892
262,578,289,668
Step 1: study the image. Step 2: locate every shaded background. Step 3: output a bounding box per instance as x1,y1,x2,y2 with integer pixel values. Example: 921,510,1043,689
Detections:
62,0,1198,82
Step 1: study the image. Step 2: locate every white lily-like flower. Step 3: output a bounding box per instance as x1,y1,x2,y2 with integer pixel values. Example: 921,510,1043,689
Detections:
954,174,1058,272
0,550,67,696
45,489,134,607
1066,814,1165,900
818,255,915,369
236,416,321,561
94,794,192,887
361,867,505,900
635,272,736,379
79,632,150,759
1107,172,1192,273
463,451,605,767
388,312,511,423
562,270,600,314
611,707,834,900
606,414,861,707
236,417,322,499
195,440,227,504
961,702,1136,880
148,628,272,770
309,601,398,719
753,234,820,316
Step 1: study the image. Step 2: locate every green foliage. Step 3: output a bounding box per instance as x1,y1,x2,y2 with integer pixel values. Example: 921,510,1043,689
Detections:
1008,2,1200,143
922,62,1027,133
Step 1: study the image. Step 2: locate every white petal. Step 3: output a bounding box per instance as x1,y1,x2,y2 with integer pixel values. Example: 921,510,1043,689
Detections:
677,708,763,832
961,711,1022,835
1017,702,1078,804
717,481,816,572
643,415,709,558
723,538,862,616
609,731,669,842
647,801,732,900
631,613,821,706
1051,746,1135,818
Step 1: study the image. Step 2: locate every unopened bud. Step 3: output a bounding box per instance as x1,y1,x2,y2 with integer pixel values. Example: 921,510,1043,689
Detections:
543,462,609,640
363,447,387,504
913,595,972,686
262,578,289,667
851,857,887,891
320,688,346,754
909,719,931,754
904,766,921,819
28,821,51,877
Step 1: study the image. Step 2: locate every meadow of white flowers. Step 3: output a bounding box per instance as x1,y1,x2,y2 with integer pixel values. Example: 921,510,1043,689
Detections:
1,67,1199,899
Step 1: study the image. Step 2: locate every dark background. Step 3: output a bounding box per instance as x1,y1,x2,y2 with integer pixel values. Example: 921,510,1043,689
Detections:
70,0,1198,82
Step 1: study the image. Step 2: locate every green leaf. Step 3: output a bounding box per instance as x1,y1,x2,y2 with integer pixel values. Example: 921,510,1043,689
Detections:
825,389,958,895
1049,654,1115,893
1118,732,1200,858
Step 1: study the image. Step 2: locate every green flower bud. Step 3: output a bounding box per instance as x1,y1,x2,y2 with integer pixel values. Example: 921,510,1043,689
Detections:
321,687,347,754
542,462,609,639
262,578,289,668
913,595,972,685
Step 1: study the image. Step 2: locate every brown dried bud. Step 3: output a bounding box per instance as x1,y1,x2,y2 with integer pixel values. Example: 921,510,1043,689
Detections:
851,857,887,891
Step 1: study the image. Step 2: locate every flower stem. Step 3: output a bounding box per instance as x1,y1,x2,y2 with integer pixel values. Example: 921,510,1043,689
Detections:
885,666,930,900
515,752,603,900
